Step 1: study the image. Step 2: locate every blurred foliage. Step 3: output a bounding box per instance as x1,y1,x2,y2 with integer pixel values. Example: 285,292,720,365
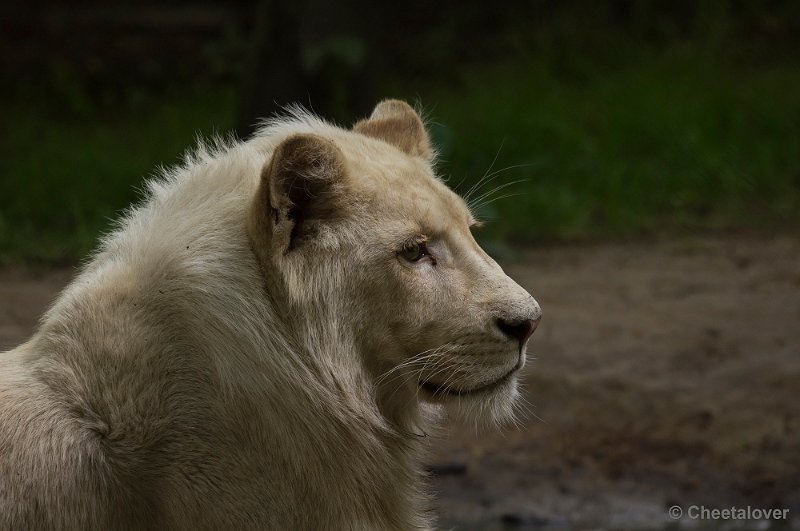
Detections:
1,0,799,264
427,53,800,244
0,86,236,264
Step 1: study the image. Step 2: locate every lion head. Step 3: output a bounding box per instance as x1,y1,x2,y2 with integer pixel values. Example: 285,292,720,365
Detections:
248,100,541,428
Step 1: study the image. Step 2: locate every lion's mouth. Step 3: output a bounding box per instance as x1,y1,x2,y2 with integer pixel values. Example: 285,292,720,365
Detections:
418,364,519,397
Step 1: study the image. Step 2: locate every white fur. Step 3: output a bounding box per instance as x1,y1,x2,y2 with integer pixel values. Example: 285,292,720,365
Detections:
0,104,540,530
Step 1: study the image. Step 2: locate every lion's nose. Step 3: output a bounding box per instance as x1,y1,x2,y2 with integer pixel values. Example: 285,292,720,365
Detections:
496,317,539,346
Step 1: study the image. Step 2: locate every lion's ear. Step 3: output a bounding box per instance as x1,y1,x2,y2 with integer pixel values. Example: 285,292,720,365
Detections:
252,134,345,252
353,99,433,160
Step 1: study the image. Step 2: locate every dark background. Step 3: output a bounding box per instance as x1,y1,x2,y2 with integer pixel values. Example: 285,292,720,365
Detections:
1,3,799,529
2,0,799,263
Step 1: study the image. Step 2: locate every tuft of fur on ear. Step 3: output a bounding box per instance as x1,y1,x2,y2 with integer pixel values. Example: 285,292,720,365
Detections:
353,99,433,160
249,134,345,254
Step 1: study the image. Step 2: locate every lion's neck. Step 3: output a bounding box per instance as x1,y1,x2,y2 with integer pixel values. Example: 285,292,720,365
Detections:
208,279,436,530
259,324,435,529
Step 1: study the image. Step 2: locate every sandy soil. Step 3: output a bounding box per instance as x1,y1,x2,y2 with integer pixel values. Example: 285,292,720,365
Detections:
2,235,799,530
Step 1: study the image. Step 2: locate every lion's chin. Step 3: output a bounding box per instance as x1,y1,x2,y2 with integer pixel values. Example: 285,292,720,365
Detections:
418,373,522,427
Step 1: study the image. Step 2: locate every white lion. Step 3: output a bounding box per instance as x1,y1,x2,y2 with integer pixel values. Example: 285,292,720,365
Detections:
0,100,541,530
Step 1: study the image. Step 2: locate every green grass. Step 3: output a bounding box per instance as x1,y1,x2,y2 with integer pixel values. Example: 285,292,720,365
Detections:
2,49,799,264
0,88,236,264
427,52,800,243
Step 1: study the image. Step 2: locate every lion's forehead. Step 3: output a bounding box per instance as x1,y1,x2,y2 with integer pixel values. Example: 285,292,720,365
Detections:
337,142,471,227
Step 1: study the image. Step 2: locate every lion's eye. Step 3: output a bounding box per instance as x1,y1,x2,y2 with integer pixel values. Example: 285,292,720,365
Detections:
399,241,435,264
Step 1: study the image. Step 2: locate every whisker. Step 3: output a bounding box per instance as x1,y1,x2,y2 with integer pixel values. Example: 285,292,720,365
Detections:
464,162,535,205
373,347,449,386
468,179,528,211
462,141,505,202
471,192,526,212
375,352,451,393
380,343,458,406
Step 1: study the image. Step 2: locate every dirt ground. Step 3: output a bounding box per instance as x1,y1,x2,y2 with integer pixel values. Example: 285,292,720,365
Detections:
2,235,799,530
